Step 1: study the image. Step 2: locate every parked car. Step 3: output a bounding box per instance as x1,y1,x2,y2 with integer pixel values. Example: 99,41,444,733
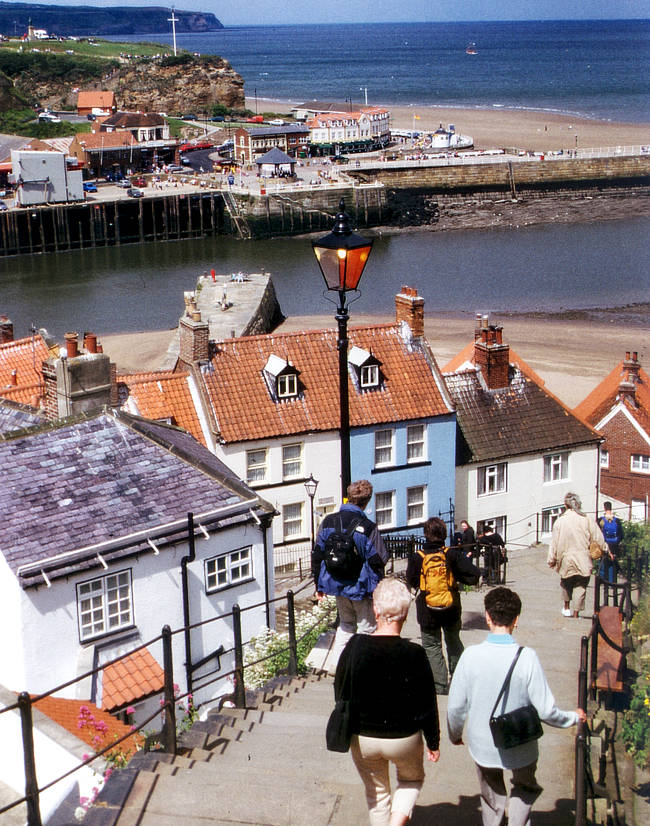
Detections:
83,182,97,193
86,113,96,121
180,156,192,165
116,179,131,188
127,187,144,198
130,176,146,187
166,164,184,172
331,155,349,164
210,115,225,122
182,114,197,120
38,112,61,123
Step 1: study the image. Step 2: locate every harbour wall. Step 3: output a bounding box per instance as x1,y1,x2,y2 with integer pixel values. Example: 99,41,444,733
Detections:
1,155,648,256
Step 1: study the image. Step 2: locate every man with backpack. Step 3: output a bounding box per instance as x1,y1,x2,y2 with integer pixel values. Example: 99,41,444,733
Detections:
312,479,389,668
406,517,480,695
598,501,623,583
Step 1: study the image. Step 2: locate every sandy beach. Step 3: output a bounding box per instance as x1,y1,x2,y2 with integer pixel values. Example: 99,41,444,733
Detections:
101,309,649,410
247,96,650,153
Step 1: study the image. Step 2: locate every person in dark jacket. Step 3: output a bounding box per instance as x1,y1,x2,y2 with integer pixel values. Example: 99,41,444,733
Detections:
335,577,440,826
312,479,389,668
598,501,623,583
406,517,480,695
477,525,506,585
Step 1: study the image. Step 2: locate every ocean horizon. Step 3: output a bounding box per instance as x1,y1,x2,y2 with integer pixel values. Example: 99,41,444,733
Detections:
110,19,650,123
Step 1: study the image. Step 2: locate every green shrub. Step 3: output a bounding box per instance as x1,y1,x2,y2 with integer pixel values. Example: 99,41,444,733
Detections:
630,577,650,640
620,656,650,769
159,53,193,68
244,596,337,688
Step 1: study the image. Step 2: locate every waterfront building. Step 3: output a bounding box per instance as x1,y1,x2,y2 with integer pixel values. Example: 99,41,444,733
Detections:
233,123,310,164
77,90,117,118
575,351,650,521
443,315,602,546
307,106,390,155
290,101,348,121
9,149,83,205
100,112,170,143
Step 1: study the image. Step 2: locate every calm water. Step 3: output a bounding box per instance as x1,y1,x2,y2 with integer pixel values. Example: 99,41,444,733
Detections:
2,218,648,339
111,20,650,122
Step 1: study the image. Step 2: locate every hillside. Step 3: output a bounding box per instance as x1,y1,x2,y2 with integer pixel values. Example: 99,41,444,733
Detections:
0,2,223,36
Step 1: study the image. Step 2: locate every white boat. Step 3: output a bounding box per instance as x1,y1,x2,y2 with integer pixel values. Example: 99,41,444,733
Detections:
429,124,473,150
466,42,478,55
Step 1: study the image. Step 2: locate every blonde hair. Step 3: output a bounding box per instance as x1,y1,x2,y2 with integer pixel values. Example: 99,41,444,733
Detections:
373,578,411,623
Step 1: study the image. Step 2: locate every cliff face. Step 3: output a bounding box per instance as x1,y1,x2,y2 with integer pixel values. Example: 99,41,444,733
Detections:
12,54,245,113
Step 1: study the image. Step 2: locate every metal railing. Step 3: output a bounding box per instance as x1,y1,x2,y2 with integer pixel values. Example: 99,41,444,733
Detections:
0,577,325,826
574,546,649,825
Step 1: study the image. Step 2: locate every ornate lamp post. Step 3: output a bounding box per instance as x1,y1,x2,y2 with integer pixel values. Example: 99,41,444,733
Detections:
304,474,319,553
312,198,373,500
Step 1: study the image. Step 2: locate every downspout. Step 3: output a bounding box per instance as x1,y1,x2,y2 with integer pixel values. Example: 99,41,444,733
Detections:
259,512,273,628
181,512,196,695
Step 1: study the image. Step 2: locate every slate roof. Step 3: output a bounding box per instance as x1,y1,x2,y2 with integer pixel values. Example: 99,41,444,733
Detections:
444,365,600,464
0,398,44,435
0,333,51,399
0,409,272,586
247,124,310,137
255,147,295,165
574,358,650,434
102,112,165,129
117,370,206,446
200,322,453,444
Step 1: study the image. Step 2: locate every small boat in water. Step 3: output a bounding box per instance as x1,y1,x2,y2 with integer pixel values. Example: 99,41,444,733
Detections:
465,42,478,55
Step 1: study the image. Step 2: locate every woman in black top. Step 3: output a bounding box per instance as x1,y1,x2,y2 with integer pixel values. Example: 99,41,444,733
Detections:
334,577,440,826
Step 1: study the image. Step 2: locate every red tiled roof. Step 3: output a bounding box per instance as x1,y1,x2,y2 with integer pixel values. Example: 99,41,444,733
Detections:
33,696,143,756
76,131,136,149
201,322,452,444
102,647,165,711
117,370,206,446
0,334,51,400
574,358,650,434
77,91,116,109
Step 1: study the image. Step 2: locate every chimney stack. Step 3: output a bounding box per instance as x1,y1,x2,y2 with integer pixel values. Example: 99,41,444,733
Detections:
83,332,98,353
619,350,641,403
179,312,210,365
0,315,14,344
473,315,510,389
395,286,424,338
42,334,114,421
64,332,79,359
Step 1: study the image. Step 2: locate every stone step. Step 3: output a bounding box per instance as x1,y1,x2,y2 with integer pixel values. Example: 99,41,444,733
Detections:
0,779,26,826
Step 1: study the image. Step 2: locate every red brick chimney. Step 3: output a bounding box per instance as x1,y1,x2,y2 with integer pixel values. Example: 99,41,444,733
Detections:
473,316,510,389
0,315,14,343
619,350,641,403
395,286,424,337
179,310,210,365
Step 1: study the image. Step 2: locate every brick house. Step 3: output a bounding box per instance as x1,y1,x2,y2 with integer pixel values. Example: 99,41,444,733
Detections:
77,91,117,118
233,123,310,164
574,351,649,521
100,112,170,143
443,315,602,545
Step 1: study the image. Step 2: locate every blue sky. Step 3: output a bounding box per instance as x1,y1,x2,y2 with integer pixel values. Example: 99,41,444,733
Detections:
25,0,650,26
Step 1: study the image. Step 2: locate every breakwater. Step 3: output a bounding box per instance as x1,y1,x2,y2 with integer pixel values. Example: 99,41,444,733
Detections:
1,155,648,256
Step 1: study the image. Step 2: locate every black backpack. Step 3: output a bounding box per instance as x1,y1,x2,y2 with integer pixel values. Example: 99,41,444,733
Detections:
323,514,367,580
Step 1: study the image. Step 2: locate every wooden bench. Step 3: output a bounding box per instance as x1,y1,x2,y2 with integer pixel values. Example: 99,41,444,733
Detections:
595,605,625,693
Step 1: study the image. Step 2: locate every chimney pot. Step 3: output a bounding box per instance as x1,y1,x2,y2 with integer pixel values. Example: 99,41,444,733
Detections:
625,351,630,360
64,332,79,358
633,351,638,361
10,368,17,385
83,332,98,353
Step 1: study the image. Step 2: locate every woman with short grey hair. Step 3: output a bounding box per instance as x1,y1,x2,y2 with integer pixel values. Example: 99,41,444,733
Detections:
332,578,440,825
547,492,605,617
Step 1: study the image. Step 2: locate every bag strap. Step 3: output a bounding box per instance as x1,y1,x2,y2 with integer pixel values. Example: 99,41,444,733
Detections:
490,646,524,718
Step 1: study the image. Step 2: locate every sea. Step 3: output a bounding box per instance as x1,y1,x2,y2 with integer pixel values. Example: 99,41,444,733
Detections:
2,20,648,337
111,19,650,123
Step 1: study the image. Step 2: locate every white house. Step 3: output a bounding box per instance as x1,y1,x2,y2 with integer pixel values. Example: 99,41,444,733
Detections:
10,150,84,205
443,315,602,546
307,106,390,154
0,407,275,720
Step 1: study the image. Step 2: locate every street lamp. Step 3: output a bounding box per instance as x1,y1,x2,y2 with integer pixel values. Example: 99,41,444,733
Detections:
312,198,373,500
304,474,319,552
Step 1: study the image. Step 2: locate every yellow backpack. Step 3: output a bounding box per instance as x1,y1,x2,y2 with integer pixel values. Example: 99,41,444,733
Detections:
418,548,456,609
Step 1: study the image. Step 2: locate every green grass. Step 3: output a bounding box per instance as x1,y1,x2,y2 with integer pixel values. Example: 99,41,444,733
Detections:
0,37,173,61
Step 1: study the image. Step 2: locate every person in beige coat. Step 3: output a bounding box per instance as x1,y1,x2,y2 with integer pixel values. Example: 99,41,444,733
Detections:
547,492,606,618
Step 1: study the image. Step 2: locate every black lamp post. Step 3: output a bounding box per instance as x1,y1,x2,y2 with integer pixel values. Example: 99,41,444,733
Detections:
304,474,319,552
312,198,373,501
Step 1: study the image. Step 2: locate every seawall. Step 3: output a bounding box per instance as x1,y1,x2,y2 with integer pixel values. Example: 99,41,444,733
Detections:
1,154,648,256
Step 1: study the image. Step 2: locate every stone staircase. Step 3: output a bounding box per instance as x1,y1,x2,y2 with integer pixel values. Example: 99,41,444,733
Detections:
81,672,369,826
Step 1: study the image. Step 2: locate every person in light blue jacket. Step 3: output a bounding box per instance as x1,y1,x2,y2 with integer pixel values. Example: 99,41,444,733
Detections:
447,587,586,826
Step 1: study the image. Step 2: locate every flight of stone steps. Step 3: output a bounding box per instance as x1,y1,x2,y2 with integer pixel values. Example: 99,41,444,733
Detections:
81,671,369,826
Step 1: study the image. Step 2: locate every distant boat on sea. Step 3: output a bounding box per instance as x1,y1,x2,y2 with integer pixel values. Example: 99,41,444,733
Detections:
465,42,478,55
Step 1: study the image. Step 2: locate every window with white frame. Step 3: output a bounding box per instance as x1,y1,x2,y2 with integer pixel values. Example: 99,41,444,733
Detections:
407,486,426,523
278,373,298,399
542,505,565,533
543,452,569,483
206,547,252,592
407,424,426,462
282,502,303,539
375,491,395,527
631,454,650,474
282,443,303,479
360,364,379,388
246,448,267,483
477,463,507,495
374,429,394,466
600,449,609,469
77,570,133,641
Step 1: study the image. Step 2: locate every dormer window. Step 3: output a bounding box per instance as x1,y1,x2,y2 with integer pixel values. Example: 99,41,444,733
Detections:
348,346,382,390
263,354,300,401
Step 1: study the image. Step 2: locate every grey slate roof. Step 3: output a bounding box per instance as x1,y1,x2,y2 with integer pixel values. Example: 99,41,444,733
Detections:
254,147,295,165
0,399,45,435
444,366,599,465
248,124,310,137
0,409,272,586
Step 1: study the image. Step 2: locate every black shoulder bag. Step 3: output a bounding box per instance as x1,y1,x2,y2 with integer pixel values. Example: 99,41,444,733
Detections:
326,637,358,752
489,646,544,750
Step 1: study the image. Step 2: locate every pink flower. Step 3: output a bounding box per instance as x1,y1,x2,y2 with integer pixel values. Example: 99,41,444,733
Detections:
82,753,90,761
126,706,135,714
